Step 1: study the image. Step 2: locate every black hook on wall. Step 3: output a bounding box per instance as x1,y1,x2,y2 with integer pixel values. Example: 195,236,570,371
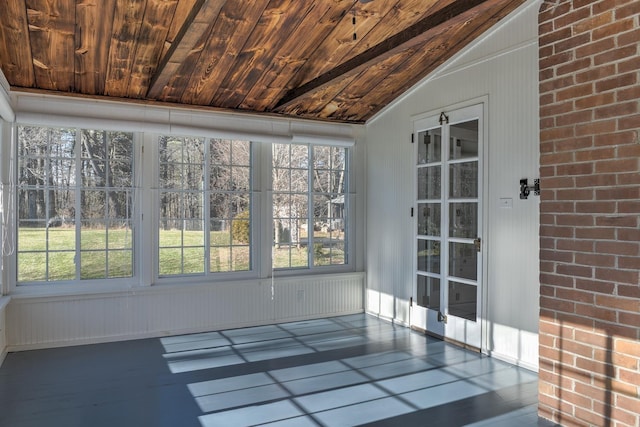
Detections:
439,112,449,125
520,178,540,199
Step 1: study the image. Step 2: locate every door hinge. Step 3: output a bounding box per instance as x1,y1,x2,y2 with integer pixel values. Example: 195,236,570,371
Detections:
410,207,414,217
411,133,414,143
474,237,481,253
410,296,413,307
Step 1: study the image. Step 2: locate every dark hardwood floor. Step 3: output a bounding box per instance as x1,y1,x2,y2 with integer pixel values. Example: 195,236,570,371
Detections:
0,314,558,427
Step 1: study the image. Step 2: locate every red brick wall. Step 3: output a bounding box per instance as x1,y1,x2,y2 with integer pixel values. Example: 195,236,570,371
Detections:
538,0,640,426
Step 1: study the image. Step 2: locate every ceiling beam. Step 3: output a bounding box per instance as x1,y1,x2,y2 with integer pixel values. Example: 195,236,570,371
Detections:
274,0,488,111
147,0,226,98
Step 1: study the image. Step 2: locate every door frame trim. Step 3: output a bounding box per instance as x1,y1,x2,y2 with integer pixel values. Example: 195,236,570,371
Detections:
411,95,490,355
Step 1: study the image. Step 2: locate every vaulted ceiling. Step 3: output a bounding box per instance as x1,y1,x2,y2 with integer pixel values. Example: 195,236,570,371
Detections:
0,0,525,124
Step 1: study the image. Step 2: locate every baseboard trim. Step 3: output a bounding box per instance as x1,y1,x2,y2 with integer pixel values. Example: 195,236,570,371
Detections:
489,350,539,372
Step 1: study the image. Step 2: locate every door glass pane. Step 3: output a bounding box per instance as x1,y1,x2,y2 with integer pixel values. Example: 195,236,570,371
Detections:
449,202,477,238
448,242,477,281
417,275,440,310
418,129,442,164
449,162,478,198
449,281,477,321
417,239,440,274
418,203,440,236
449,120,478,160
418,166,441,200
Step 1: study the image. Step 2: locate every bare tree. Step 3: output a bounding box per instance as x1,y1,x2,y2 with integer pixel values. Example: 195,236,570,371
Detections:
158,137,250,232
272,144,309,249
18,126,134,227
80,130,134,224
17,126,76,224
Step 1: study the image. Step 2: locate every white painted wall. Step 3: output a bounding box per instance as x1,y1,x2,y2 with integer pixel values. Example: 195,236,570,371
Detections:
364,0,541,370
0,119,9,364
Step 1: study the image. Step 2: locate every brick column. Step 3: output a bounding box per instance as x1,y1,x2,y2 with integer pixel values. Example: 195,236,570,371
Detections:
538,0,640,426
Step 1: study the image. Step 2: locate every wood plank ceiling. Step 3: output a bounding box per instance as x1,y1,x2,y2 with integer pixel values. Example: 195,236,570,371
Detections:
0,0,525,124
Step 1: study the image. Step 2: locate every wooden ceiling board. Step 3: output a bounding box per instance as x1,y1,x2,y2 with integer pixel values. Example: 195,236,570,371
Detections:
180,0,270,105
275,0,494,111
126,0,179,98
276,0,524,121
158,0,201,64
26,0,75,91
147,0,225,100
166,0,202,45
278,0,524,122
342,0,447,55
274,43,415,119
320,48,418,121
75,0,117,95
340,0,526,121
0,0,524,124
286,0,454,94
289,0,402,90
209,0,318,108
277,72,360,122
105,0,149,97
0,2,35,88
240,0,354,112
330,11,487,121
276,50,409,122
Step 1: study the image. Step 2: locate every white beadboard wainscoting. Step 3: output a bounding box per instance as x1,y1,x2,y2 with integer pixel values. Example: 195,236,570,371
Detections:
6,272,364,352
0,297,9,364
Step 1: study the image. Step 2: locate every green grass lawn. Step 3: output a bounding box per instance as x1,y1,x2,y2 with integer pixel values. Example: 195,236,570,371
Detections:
18,227,134,281
18,227,345,282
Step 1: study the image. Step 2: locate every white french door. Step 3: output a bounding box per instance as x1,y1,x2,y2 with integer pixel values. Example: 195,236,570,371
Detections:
411,103,484,350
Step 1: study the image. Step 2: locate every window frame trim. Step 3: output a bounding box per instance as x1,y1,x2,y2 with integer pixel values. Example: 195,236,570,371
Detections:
270,142,353,274
152,134,259,284
13,124,140,287
7,120,356,293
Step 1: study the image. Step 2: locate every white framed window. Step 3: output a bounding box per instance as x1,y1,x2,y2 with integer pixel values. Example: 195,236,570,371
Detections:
16,125,135,284
157,136,252,277
12,122,353,287
272,143,348,270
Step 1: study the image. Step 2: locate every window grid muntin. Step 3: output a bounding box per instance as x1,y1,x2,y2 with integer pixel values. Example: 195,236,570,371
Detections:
273,143,309,269
16,126,135,284
208,138,252,274
16,126,351,285
158,136,252,277
272,144,348,270
312,145,347,266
